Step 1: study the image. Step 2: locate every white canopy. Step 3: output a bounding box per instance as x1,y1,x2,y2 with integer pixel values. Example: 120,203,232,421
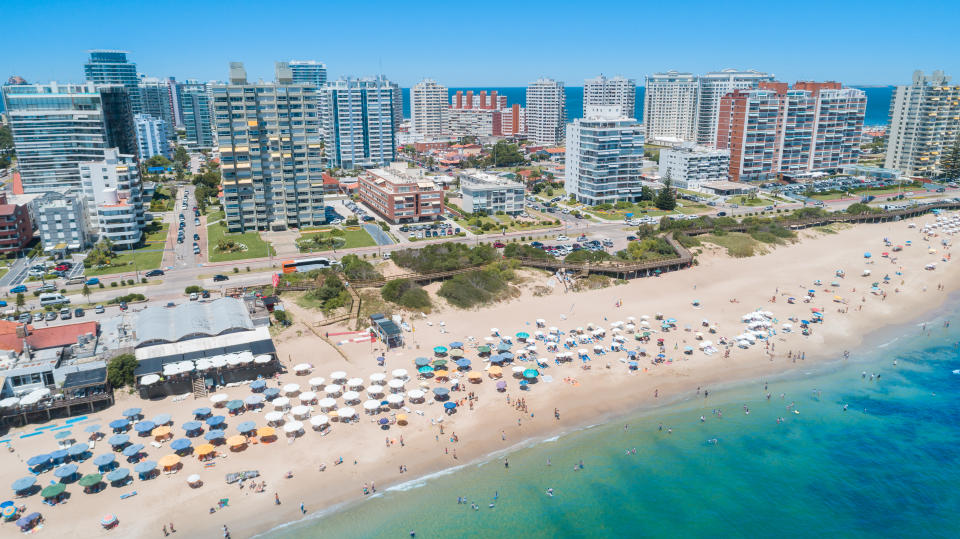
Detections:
272,396,290,410
309,377,326,388
293,363,312,372
324,384,342,395
264,411,284,423
210,356,228,368
342,391,360,403
386,394,404,404
388,379,405,389
254,354,272,364
309,415,329,427
283,421,304,434
187,474,201,483
290,405,310,418
512,366,524,373
299,391,317,403
227,355,242,366
407,389,425,400
238,352,254,364
391,369,408,379
369,373,386,383
329,371,347,381
317,398,337,410
209,393,228,403
195,360,212,371
367,385,384,396
283,383,300,395
0,397,20,408
346,377,364,389
338,407,357,419
362,400,381,411
140,374,160,386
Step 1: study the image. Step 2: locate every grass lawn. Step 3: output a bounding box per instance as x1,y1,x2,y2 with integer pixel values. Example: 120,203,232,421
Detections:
207,222,274,262
455,213,558,235
84,221,169,277
728,195,767,207
206,209,225,223
0,268,8,280
699,232,764,258
297,227,377,253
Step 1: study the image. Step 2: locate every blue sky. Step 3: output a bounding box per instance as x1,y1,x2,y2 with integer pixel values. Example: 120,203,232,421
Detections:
1,0,957,86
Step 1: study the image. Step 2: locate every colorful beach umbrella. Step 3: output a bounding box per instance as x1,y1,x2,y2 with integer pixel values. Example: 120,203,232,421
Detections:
516,332,530,339
455,358,471,368
523,369,539,379
432,387,449,397
226,400,244,410
237,421,256,433
121,407,141,418
204,430,226,441
93,453,115,467
67,443,89,458
477,345,491,354
84,424,102,433
250,379,267,391
192,407,211,417
414,357,431,367
443,402,457,409
108,434,129,447
433,346,447,355
151,413,172,425
417,366,434,374
108,419,129,431
449,341,464,349
134,460,157,475
449,349,463,358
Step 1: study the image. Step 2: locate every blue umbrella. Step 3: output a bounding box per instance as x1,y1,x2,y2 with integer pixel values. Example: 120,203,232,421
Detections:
378,418,390,425
443,402,457,409
237,421,256,433
26,454,50,468
627,350,637,357
489,354,505,364
54,430,72,440
497,342,511,351
106,468,130,482
108,434,129,447
134,421,156,434
264,388,280,399
54,463,78,479
500,352,514,360
666,318,677,324
133,460,157,475
455,358,471,368
523,369,539,379
204,430,226,441
192,407,211,417
418,366,434,374
49,449,69,462
170,438,191,451
11,477,36,492
433,346,447,354
226,400,244,410
151,414,171,425
629,361,639,368
250,379,266,391
67,443,89,457
432,387,449,397
449,341,463,349
122,407,141,418
108,419,129,431
84,424,102,433
206,416,225,427
93,454,115,467
182,421,202,432
121,443,145,457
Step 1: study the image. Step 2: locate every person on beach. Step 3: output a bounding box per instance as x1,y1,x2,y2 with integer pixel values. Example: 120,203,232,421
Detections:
274,492,281,505
300,502,306,514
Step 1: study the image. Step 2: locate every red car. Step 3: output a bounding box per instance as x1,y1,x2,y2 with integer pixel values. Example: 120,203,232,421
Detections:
493,241,506,248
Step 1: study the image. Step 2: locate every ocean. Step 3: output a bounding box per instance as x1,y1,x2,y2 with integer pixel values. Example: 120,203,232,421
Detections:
401,86,895,127
264,298,960,538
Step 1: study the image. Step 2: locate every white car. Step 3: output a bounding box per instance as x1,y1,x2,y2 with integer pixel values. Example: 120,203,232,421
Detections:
556,235,569,241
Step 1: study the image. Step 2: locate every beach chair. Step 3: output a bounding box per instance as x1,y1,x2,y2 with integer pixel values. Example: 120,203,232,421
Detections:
120,491,137,500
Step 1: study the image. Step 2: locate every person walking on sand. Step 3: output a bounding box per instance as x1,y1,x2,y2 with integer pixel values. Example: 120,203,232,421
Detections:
300,501,306,514
163,524,169,536
274,492,281,505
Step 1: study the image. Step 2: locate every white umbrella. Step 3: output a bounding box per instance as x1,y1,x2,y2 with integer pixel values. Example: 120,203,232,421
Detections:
490,328,499,335
369,373,386,383
264,411,284,424
187,474,201,484
0,397,20,408
309,377,326,389
293,363,312,373
140,374,160,386
177,360,195,372
254,355,272,364
318,398,337,411
290,405,310,419
391,369,408,380
367,385,384,396
362,400,380,412
210,393,228,404
388,379,405,391
238,352,255,364
195,360,212,371
342,391,360,403
210,356,228,368
299,391,317,404
338,407,357,419
227,355,242,366
512,366,524,374
324,384,342,396
346,377,364,389
386,394,404,405
330,371,347,381
283,383,300,396
309,415,329,428
283,421,304,434
548,326,559,334
407,389,425,401
272,396,290,410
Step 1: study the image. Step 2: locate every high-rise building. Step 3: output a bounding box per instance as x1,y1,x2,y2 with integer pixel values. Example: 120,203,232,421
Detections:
410,79,449,136
167,77,183,127
79,148,145,249
695,69,775,145
135,114,170,160
565,106,644,205
98,85,138,157
500,104,526,137
1,82,111,193
84,50,142,113
644,69,774,145
459,171,525,215
139,77,175,138
447,91,510,137
36,191,89,252
180,81,214,148
658,143,730,189
716,81,866,181
885,70,960,177
320,76,400,169
289,60,327,87
213,62,325,232
583,75,636,119
526,78,566,146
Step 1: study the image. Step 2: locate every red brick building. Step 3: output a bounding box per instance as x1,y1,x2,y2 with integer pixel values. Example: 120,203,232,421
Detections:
0,193,33,253
358,165,444,223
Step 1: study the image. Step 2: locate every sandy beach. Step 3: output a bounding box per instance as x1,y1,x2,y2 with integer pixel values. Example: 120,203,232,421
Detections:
2,213,958,539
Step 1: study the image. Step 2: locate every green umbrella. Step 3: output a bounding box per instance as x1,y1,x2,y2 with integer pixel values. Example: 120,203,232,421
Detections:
477,345,491,354
41,483,66,498
78,473,102,487
432,359,448,366
449,349,463,358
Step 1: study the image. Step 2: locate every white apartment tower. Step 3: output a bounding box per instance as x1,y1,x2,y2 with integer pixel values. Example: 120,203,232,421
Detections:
79,148,145,249
320,76,401,169
289,60,328,87
565,106,645,205
410,79,449,136
885,70,960,177
695,69,775,145
583,75,636,119
526,78,566,146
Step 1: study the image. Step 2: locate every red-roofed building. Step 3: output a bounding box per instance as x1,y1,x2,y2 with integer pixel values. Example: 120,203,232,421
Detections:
322,172,340,194
0,320,99,355
11,172,24,195
0,193,33,254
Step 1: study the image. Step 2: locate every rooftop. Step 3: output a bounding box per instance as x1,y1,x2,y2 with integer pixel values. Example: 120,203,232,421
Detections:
134,298,255,347
0,320,99,355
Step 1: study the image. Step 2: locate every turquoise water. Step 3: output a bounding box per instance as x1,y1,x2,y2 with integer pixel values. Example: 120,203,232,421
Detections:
266,304,960,539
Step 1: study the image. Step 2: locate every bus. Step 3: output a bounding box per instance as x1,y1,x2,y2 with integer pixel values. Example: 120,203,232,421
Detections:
281,257,340,273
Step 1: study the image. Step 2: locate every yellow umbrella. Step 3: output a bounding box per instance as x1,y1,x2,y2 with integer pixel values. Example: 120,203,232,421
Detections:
833,295,844,301
467,371,482,381
434,369,449,378
158,454,180,468
196,444,215,455
257,426,276,438
396,413,408,425
328,411,339,419
488,366,502,377
152,425,171,438
226,435,247,447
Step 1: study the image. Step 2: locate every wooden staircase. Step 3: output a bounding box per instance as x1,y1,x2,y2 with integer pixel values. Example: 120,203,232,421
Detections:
192,376,208,399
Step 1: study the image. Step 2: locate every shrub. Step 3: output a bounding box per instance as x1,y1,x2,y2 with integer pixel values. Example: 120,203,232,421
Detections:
273,309,291,324
141,278,147,284
438,268,510,309
107,354,138,388
110,282,118,287
340,254,381,281
233,267,239,273
391,243,497,273
381,279,431,310
108,293,146,304
98,283,105,288
185,285,203,294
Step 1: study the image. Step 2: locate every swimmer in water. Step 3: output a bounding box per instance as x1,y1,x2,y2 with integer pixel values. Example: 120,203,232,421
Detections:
546,488,554,496
700,416,705,422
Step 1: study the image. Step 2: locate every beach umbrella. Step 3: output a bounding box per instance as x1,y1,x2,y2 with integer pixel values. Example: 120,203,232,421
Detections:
17,512,41,528
414,357,431,367
434,369,450,379
338,407,356,419
488,366,503,377
152,425,171,438
49,449,68,463
93,453,115,467
516,332,530,340
78,473,102,488
317,399,336,411
108,434,129,447
443,402,457,410
183,420,203,432
209,393,228,404
11,477,36,492
158,454,180,469
226,435,247,447
237,421,256,433
283,421,304,435
84,424,102,433
134,420,156,434
501,352,514,360
151,414,172,426
26,454,50,468
226,399,244,411
323,384,342,396
342,391,360,403
106,468,130,483
250,379,267,391
257,427,276,438
122,407,141,418
449,349,463,358
2,505,16,519
134,460,157,475
121,443,145,458
523,369,539,379
388,379,405,391
377,418,390,426
346,377,364,389
367,385,384,396
273,396,291,410
449,341,464,349
489,354,505,364
433,346,447,355
108,419,129,431
496,381,507,390
170,438,192,452
432,387,449,397
67,443,89,458
432,359,448,367
54,430,72,440
418,366,434,374
497,342,511,352
245,394,264,406
40,482,65,499
283,383,301,395
206,416,225,427
204,430,226,441
477,345,491,354
362,400,380,412
308,377,325,388
192,407,212,418
293,363,312,373
100,514,117,528
263,388,280,399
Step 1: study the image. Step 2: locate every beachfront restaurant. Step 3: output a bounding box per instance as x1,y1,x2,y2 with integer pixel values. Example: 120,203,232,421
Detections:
370,314,404,349
0,357,113,427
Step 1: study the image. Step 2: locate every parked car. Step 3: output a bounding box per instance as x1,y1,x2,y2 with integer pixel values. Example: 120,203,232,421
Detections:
190,292,199,301
145,269,164,277
119,302,128,311
74,308,85,317
493,241,506,248
194,233,200,241
201,290,211,299
95,304,105,314
213,274,229,282
39,283,57,292
60,308,72,320
32,312,43,322
45,311,57,321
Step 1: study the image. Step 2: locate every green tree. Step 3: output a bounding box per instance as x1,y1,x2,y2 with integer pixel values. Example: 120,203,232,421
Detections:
82,284,91,302
486,141,524,167
939,134,960,180
144,155,173,169
654,177,677,211
640,185,655,201
15,293,25,312
106,353,138,388
173,145,190,169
